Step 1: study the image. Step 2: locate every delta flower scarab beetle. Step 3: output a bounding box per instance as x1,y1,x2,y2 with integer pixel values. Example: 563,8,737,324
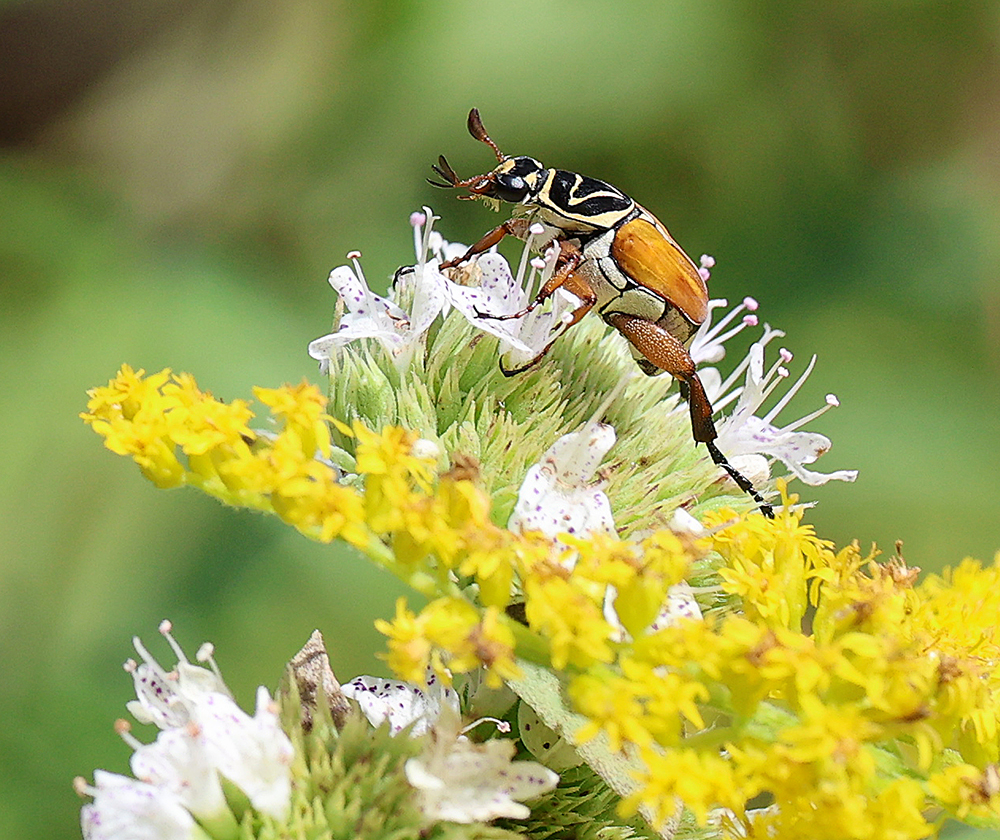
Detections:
430,108,772,516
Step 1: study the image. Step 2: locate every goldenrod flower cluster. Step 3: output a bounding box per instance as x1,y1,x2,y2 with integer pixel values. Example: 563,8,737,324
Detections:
83,363,1000,838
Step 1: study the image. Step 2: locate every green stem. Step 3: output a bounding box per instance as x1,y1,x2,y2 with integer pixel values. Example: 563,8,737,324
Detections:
509,620,552,668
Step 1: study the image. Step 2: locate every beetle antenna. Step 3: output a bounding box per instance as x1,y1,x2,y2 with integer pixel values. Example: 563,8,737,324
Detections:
467,108,507,162
428,155,461,188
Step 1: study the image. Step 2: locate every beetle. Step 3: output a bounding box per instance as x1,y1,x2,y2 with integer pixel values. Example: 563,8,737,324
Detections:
429,108,773,518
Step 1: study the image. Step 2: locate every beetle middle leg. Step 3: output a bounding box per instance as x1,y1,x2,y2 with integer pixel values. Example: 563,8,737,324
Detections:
478,240,592,323
604,311,774,518
497,260,598,376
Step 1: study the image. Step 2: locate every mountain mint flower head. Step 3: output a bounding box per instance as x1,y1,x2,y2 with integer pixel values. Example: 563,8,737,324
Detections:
80,207,1000,839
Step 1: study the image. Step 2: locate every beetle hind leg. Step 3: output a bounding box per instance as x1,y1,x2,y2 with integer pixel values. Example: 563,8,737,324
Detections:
604,311,773,518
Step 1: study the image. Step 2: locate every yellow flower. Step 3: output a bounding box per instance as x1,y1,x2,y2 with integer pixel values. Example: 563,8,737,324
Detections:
254,381,331,459
523,570,614,671
84,363,1000,838
377,597,519,687
928,763,1000,821
626,747,740,827
704,485,834,631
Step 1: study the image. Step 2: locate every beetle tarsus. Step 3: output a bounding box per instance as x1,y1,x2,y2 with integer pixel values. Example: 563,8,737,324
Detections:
705,440,774,519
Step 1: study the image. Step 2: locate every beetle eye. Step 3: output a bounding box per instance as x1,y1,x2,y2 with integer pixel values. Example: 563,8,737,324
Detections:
493,173,530,203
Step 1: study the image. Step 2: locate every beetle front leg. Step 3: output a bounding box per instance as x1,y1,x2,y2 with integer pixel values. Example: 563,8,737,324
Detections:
604,311,774,519
440,220,522,269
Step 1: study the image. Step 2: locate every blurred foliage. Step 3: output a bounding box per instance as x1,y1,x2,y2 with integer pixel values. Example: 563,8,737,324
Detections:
1,1,998,838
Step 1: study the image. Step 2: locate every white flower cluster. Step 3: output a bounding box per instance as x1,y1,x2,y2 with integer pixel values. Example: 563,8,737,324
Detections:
343,670,558,823
76,621,293,840
308,208,578,375
691,298,858,488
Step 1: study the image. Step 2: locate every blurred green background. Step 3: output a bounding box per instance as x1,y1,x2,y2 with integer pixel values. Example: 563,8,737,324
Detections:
2,1,999,837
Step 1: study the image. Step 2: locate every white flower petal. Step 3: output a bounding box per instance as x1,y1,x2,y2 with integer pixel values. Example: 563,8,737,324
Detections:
407,264,449,337
129,728,227,821
652,582,703,629
342,672,460,737
404,707,558,824
508,424,617,541
715,339,856,488
81,771,196,840
192,688,294,821
446,254,536,353
126,633,229,731
310,239,448,367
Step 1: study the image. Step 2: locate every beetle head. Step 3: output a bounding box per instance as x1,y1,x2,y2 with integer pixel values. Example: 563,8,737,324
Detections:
429,108,547,205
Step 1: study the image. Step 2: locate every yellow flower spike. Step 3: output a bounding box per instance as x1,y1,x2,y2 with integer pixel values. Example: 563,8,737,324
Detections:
568,671,651,753
354,423,433,487
130,436,188,489
457,525,516,608
83,366,191,488
705,485,835,632
354,423,438,534
437,474,491,530
375,598,434,684
608,657,708,744
639,529,695,583
255,381,332,459
82,364,172,424
627,747,741,828
471,606,521,686
566,533,639,589
377,597,519,688
928,763,1000,822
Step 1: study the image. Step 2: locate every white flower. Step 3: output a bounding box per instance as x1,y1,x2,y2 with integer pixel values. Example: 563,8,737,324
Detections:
445,224,581,373
508,422,616,541
85,623,295,832
124,620,230,730
651,581,704,628
341,671,460,737
77,771,199,840
689,295,760,368
126,725,230,826
688,296,782,409
308,208,449,372
715,341,858,487
404,706,558,823
193,687,294,820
